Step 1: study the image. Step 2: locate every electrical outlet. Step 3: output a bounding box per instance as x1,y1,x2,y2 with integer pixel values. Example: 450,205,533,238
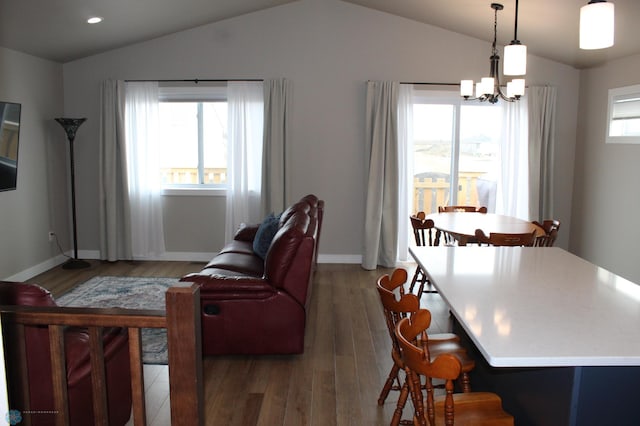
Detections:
48,231,55,242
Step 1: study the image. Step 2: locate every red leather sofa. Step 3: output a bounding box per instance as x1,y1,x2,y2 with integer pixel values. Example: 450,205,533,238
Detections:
0,282,132,426
180,194,324,355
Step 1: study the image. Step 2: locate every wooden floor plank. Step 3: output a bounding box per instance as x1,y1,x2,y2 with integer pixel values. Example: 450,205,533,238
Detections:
255,357,292,426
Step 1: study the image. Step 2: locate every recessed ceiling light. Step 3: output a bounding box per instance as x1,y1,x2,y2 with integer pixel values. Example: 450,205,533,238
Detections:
87,16,103,24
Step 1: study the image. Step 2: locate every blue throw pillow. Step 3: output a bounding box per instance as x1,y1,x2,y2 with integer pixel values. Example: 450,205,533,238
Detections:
253,213,280,259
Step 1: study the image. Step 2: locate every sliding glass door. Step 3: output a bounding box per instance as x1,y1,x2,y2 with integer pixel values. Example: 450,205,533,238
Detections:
411,91,502,214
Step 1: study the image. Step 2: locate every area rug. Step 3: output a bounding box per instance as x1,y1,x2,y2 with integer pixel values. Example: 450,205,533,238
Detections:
57,276,183,365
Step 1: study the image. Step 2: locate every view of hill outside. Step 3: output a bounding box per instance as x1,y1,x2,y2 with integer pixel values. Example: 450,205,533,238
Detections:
412,102,501,213
158,101,228,185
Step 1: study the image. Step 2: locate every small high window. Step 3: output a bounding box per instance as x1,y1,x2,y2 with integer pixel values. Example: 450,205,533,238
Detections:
606,84,640,144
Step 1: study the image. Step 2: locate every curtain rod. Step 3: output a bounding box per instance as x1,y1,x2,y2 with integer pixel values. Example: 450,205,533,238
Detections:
366,80,459,86
399,81,530,89
401,82,460,86
124,78,264,83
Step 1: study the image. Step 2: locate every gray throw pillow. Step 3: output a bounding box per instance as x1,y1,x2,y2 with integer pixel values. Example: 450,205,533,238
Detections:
253,213,280,259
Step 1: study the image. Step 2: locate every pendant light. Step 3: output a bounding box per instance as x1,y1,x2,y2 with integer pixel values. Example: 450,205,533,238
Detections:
580,1,615,50
503,0,527,76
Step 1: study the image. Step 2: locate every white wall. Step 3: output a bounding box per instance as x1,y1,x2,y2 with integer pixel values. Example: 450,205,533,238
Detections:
61,0,580,263
0,47,67,280
571,53,640,283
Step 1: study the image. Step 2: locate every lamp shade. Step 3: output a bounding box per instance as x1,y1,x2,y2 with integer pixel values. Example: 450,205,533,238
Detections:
461,80,474,97
580,1,615,50
507,79,526,98
504,43,527,76
481,77,495,96
55,118,87,141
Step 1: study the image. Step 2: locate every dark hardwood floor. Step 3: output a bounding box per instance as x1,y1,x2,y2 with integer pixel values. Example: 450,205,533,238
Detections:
28,260,454,425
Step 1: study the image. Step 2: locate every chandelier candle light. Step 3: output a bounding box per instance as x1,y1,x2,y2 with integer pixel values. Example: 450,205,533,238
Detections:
460,2,526,103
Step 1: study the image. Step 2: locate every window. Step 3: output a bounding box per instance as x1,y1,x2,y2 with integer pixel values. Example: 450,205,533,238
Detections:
158,85,228,189
412,91,502,214
607,84,640,144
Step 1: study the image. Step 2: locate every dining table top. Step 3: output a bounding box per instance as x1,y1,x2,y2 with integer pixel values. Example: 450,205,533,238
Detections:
424,212,545,244
410,245,640,368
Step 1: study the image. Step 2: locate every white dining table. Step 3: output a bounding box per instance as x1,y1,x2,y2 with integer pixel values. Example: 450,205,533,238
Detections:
424,212,545,245
410,245,640,425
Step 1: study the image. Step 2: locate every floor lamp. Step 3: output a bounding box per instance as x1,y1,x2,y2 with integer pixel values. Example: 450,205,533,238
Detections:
55,117,90,270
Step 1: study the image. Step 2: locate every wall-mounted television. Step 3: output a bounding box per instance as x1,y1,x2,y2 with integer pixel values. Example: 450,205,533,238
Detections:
0,101,21,192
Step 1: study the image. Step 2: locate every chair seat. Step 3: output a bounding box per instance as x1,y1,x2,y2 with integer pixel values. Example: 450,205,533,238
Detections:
434,392,514,425
393,339,475,371
428,342,474,366
430,332,460,342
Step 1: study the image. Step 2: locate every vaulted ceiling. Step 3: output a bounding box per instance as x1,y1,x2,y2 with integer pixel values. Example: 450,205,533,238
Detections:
1,0,637,69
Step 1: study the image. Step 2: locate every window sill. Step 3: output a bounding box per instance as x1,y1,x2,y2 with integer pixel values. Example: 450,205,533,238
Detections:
162,187,226,197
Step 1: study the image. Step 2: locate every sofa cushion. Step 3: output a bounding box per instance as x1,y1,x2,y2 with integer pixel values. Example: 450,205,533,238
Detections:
253,213,280,259
207,252,265,277
233,224,259,242
219,239,254,255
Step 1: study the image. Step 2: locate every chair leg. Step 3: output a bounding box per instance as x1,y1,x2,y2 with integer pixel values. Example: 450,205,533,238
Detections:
378,363,401,405
380,363,414,426
414,267,437,297
405,369,428,426
460,372,472,393
391,380,410,426
408,268,421,294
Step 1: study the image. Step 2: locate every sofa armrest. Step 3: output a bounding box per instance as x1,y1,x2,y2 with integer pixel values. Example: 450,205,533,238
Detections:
233,224,259,242
181,273,276,294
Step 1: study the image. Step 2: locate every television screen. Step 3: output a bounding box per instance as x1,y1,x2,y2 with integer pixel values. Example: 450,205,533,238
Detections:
0,101,21,192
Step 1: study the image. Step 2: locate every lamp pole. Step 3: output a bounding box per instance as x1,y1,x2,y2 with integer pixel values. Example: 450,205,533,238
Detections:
55,117,90,269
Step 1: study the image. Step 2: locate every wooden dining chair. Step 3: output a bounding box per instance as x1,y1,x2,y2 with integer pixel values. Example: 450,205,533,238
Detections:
533,228,559,247
396,311,514,426
474,229,536,246
532,219,561,234
409,212,438,296
532,219,560,247
376,269,475,425
438,205,488,213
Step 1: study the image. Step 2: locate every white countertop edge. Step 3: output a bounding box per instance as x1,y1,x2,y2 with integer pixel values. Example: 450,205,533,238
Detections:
486,357,640,368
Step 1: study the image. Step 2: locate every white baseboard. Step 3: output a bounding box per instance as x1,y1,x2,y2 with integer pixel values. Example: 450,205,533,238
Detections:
82,250,363,265
6,251,364,282
78,250,216,263
317,254,362,264
5,253,70,282
132,252,216,262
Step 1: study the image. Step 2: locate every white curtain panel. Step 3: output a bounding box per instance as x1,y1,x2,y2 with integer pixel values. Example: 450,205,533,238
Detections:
497,97,529,219
98,79,132,261
124,82,166,259
528,86,557,221
362,81,399,270
261,78,291,216
225,81,264,241
396,84,413,262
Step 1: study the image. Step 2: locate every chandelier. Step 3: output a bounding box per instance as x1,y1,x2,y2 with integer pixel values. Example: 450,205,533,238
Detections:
460,2,526,104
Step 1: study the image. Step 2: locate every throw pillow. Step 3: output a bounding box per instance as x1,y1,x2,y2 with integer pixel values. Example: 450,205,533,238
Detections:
253,213,280,259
